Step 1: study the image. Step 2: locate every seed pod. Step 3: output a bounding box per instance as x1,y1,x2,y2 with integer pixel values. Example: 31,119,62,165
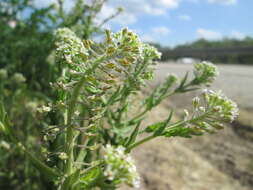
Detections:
106,46,116,55
122,28,128,36
119,59,130,67
105,63,116,69
105,29,112,44
192,97,200,109
104,79,115,84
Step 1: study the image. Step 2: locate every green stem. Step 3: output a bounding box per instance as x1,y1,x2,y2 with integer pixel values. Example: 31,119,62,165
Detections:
19,142,61,179
127,92,176,125
126,111,212,152
65,76,86,174
126,135,155,152
64,55,107,175
127,110,148,125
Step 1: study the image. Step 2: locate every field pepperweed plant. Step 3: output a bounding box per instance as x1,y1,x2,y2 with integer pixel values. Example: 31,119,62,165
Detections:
0,27,239,190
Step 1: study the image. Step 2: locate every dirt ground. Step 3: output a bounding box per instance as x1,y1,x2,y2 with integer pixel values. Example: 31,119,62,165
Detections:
121,63,253,190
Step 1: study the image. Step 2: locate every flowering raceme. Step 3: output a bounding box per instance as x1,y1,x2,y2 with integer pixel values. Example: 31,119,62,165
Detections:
155,90,239,138
55,28,89,68
192,61,219,86
200,89,239,122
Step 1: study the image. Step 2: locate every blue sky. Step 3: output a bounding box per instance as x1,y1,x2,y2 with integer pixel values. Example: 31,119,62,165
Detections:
34,0,253,47
100,0,253,46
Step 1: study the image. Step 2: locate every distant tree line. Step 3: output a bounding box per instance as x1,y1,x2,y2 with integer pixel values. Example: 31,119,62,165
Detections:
153,37,253,65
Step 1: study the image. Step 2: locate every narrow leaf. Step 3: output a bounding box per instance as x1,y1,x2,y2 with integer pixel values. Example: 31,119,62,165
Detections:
125,121,141,147
154,110,173,136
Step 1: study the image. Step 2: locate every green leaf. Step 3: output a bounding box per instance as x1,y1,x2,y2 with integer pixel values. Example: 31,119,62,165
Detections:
179,87,200,93
163,127,203,138
0,121,6,134
154,111,173,136
62,169,81,190
125,121,141,147
144,122,165,133
112,124,133,137
85,85,100,94
179,72,189,89
0,102,13,136
80,167,102,188
106,86,121,106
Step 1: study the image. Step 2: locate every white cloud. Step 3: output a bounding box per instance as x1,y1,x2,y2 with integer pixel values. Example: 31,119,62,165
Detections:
152,26,171,36
196,29,246,41
230,31,246,40
97,5,137,26
185,0,238,5
110,0,180,16
140,34,156,43
33,0,180,26
207,0,237,5
101,0,180,26
185,0,199,3
33,0,75,11
197,28,222,40
138,26,171,44
178,14,191,21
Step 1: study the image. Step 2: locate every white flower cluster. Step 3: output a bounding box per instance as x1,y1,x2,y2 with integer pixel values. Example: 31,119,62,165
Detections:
142,43,161,60
103,144,140,188
111,28,142,57
54,28,161,90
104,28,161,72
12,73,26,83
168,89,239,137
201,89,239,122
55,28,88,66
193,61,219,85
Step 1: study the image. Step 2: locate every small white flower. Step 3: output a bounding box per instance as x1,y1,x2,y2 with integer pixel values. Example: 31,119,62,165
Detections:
58,152,68,160
42,105,51,112
103,145,140,188
38,105,51,113
74,111,80,116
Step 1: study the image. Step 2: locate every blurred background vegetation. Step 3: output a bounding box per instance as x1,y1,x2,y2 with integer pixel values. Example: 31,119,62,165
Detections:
0,0,252,190
154,37,253,64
